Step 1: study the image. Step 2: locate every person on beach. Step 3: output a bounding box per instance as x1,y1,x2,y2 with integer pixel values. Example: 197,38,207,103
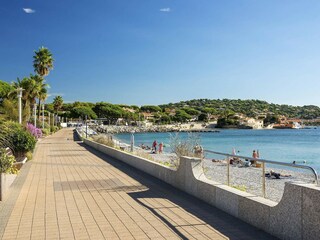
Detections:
265,170,292,179
244,159,251,167
159,142,163,154
140,143,146,149
251,150,258,165
194,144,204,158
252,150,258,158
152,140,157,153
230,148,241,164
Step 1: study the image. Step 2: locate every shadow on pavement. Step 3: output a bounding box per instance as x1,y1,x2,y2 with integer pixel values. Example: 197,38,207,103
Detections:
73,129,83,142
78,142,278,240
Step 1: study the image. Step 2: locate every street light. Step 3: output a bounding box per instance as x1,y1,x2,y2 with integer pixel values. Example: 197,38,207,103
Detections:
17,88,23,124
85,115,88,138
42,104,45,129
33,104,37,127
130,130,135,152
48,112,51,131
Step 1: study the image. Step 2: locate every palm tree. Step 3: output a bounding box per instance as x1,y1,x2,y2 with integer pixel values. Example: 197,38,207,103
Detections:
9,76,40,123
39,87,48,105
28,74,49,119
33,47,54,77
53,95,63,114
33,47,53,120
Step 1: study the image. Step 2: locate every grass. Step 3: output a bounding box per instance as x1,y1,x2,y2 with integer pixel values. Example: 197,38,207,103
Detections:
232,185,247,192
92,135,115,148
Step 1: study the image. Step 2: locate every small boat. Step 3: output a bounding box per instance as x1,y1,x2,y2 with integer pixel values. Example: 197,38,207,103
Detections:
292,122,303,129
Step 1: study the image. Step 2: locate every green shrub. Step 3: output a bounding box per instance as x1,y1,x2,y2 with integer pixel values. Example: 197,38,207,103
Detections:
41,128,50,136
50,126,59,133
0,148,15,173
25,151,33,161
169,132,201,158
0,121,36,156
7,165,19,174
41,122,50,130
11,128,36,156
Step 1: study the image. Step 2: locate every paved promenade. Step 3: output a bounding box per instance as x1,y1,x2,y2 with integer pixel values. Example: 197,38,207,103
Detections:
0,129,276,239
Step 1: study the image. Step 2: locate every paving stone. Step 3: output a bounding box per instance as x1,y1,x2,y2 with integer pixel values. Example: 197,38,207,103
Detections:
0,129,277,240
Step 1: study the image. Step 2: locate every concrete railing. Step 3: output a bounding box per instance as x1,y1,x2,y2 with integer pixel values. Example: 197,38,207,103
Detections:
77,131,320,240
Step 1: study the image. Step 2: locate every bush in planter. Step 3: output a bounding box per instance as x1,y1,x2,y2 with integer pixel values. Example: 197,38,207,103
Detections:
0,121,22,151
42,122,50,129
41,128,50,136
0,121,36,158
50,126,59,133
0,148,15,173
11,128,36,157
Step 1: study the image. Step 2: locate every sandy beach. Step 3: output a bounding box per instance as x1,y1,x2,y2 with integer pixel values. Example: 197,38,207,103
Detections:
114,140,316,203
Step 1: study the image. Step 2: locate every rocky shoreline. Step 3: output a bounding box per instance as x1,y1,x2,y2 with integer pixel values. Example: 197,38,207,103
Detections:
93,124,220,134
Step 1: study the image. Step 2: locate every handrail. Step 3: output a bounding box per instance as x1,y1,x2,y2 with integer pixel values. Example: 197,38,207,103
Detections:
204,149,319,185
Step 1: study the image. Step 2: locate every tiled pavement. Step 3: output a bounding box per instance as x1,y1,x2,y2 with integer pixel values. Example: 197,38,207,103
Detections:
0,129,277,239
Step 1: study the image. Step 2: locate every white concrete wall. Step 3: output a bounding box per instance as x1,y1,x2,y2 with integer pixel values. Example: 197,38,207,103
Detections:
0,173,17,201
78,131,320,240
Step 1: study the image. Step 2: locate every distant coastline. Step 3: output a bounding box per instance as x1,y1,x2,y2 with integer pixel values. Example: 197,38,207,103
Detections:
91,122,313,134
93,123,220,134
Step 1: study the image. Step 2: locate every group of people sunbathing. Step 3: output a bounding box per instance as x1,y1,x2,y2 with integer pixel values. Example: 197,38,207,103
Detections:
139,143,151,150
212,158,292,179
218,157,256,167
139,140,164,154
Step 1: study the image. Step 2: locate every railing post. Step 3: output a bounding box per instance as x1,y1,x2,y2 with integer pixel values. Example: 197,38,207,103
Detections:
262,162,266,198
227,158,230,186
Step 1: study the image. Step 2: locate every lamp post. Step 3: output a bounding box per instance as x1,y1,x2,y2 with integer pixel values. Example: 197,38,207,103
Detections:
130,131,135,152
34,104,37,127
42,104,45,129
48,112,51,131
85,115,88,138
17,88,23,124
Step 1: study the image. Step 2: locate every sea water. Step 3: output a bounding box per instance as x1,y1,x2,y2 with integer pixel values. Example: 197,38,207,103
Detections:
115,128,320,172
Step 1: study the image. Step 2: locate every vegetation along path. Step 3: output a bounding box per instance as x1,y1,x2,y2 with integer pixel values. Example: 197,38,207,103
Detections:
0,129,277,239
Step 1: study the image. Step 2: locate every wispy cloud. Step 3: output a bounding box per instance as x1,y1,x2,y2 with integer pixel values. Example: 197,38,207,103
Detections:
23,8,35,14
160,8,171,12
48,93,65,97
63,100,75,104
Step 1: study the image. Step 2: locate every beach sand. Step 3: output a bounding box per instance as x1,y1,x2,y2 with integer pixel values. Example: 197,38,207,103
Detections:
131,147,316,202
111,139,316,203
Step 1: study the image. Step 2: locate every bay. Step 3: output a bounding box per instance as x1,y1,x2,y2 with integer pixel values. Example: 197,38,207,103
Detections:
116,128,320,172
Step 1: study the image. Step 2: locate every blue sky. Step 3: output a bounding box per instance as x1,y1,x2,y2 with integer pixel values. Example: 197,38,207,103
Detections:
1,1,320,106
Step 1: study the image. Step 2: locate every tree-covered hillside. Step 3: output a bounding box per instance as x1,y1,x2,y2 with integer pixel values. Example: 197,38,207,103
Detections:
160,99,320,119
51,98,320,126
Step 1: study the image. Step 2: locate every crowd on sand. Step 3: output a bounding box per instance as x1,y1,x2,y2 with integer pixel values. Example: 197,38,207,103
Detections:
139,140,164,154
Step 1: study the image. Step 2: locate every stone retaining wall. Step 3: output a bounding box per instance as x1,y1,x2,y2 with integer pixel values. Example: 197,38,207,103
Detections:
79,132,320,240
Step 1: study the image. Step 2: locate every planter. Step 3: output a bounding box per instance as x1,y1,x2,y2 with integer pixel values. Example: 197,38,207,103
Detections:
0,173,17,201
